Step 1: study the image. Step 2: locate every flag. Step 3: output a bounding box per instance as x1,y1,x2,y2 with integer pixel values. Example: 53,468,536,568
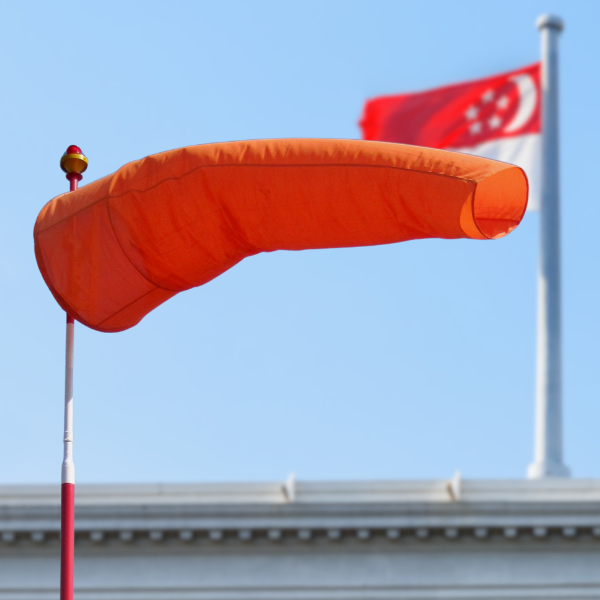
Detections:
360,63,541,210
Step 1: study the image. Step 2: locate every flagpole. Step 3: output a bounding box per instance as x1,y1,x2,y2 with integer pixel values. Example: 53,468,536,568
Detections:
59,146,88,600
528,16,570,478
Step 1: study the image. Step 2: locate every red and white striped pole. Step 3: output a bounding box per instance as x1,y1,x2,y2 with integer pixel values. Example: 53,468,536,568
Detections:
59,145,88,600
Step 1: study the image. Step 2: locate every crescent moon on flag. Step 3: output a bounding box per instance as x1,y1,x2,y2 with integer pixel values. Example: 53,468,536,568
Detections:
504,74,537,134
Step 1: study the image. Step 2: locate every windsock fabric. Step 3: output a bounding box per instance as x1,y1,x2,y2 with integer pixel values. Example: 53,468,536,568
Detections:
34,139,528,333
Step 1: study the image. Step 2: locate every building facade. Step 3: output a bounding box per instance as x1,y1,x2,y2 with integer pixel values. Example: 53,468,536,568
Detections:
1,478,600,599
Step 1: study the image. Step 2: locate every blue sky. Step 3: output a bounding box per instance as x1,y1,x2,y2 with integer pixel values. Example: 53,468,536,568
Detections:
1,0,598,483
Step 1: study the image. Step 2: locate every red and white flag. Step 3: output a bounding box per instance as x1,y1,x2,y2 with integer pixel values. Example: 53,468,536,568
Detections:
360,63,541,210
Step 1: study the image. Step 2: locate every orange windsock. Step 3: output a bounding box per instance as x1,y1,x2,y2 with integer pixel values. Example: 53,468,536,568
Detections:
34,139,527,333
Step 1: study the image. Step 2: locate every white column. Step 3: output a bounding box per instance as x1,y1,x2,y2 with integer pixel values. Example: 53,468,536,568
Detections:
528,15,570,478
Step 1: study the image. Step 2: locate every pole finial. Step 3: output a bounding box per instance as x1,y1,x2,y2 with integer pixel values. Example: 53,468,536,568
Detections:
60,145,88,184
536,14,564,32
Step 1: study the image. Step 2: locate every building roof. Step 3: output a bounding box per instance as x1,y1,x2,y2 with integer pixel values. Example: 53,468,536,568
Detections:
2,478,600,600
2,478,600,542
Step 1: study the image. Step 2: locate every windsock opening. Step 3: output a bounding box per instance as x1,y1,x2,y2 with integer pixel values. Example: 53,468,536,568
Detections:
472,166,528,239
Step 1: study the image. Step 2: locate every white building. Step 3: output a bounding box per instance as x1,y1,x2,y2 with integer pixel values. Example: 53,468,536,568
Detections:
2,477,600,599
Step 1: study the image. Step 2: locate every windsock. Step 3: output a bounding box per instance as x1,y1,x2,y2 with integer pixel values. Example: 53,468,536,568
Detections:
34,138,528,332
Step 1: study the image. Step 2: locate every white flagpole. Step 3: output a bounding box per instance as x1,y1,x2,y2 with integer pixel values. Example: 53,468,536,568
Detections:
528,15,570,478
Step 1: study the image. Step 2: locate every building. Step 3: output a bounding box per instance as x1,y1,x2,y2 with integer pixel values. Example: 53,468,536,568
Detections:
2,477,600,599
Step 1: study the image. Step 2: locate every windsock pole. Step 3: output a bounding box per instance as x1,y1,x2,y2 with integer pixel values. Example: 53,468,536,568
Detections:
59,146,88,600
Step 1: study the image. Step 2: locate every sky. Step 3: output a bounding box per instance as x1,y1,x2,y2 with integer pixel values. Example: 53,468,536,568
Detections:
0,0,598,484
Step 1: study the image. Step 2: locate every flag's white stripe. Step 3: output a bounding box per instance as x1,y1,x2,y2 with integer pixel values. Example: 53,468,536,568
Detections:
450,133,541,211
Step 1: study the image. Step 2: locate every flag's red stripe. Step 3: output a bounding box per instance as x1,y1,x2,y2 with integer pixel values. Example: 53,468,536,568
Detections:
360,63,540,148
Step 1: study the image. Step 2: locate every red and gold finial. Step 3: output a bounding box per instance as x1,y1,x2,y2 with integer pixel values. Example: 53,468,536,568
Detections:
60,145,88,182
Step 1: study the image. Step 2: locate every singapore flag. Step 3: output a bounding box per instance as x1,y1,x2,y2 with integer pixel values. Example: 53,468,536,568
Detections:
360,63,541,210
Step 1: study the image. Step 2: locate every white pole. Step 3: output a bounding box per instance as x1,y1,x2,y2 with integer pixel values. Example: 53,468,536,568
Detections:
62,314,75,486
528,14,570,478
60,313,75,600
